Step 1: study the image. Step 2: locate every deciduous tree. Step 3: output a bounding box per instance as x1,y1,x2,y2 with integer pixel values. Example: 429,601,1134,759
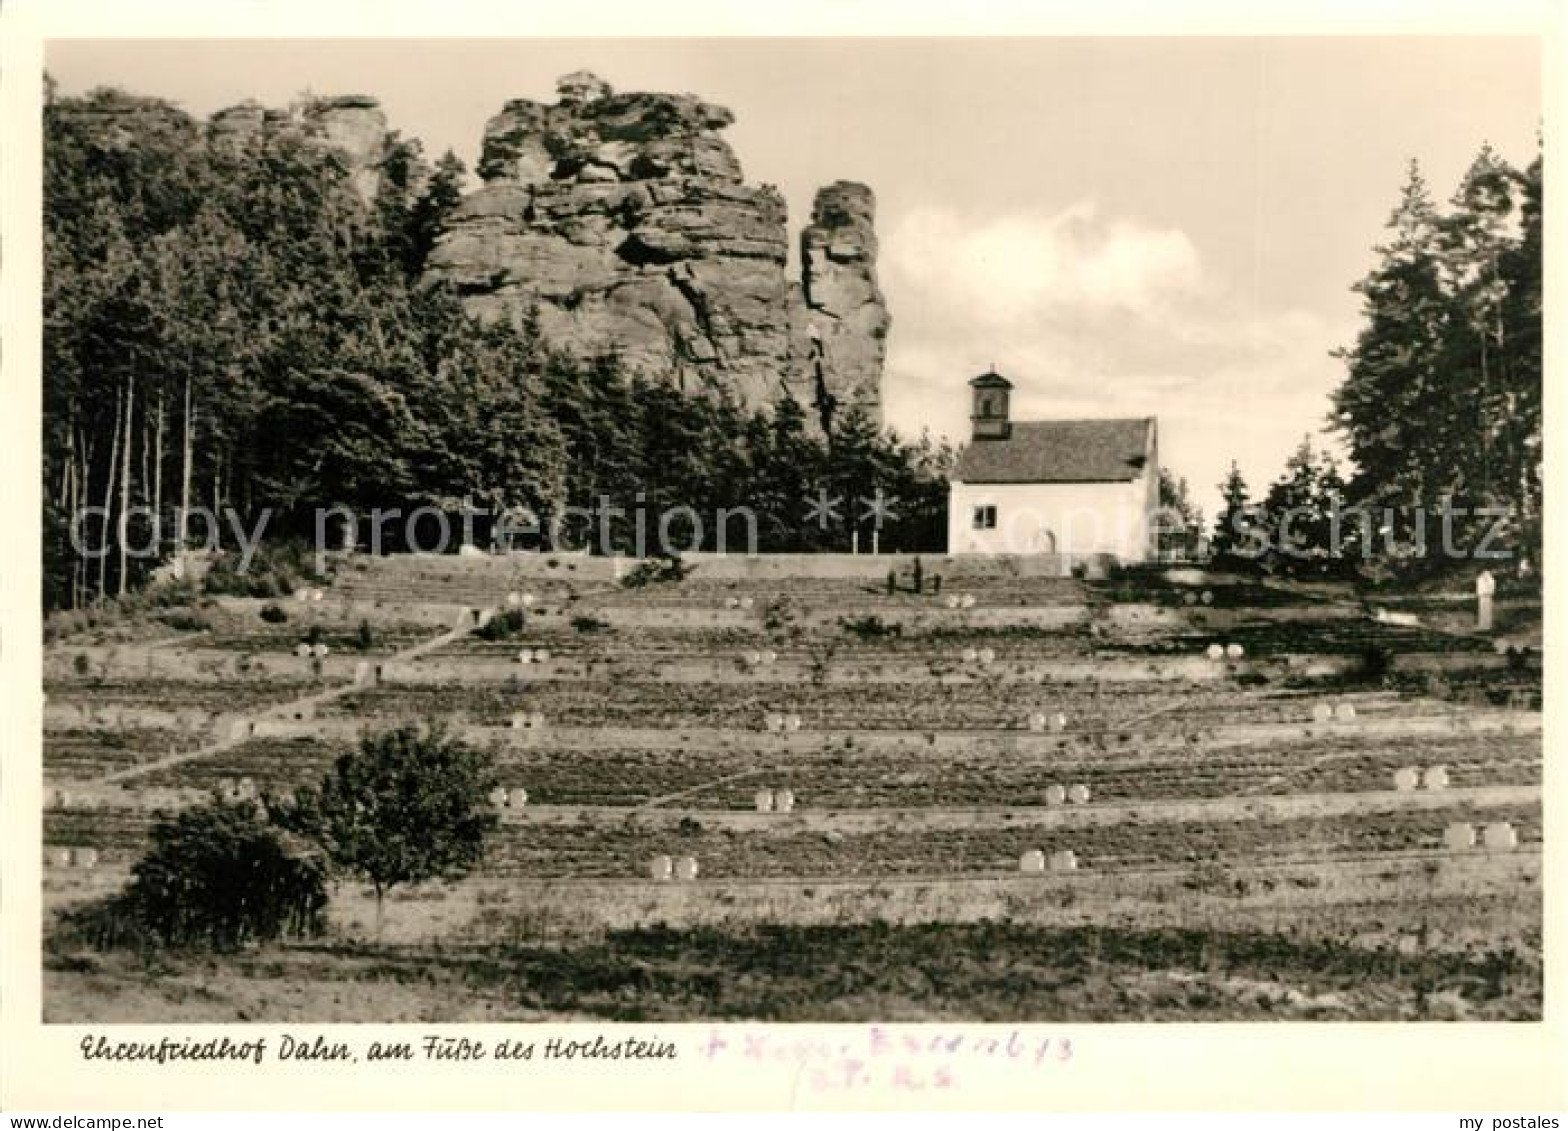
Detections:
275,723,500,936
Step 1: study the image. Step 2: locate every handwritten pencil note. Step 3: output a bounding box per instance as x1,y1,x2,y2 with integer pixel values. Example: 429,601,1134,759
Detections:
699,1026,1075,1094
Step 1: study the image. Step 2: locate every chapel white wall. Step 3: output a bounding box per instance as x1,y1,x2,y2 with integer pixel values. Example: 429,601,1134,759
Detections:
946,478,1153,561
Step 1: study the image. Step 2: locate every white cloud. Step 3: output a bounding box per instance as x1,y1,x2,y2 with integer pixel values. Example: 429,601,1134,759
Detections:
886,201,1203,332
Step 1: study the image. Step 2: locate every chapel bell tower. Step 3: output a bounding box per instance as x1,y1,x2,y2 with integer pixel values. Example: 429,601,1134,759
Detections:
969,368,1013,441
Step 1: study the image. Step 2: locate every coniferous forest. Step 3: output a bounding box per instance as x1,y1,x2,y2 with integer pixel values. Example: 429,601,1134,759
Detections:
41,83,954,611
1208,146,1542,579
42,81,1540,609
1330,148,1543,572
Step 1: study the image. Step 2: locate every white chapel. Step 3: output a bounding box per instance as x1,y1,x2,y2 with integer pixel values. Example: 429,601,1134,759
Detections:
946,370,1159,562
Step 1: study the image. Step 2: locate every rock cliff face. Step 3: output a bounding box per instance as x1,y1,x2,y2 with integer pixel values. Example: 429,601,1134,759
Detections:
209,95,391,203
425,72,888,427
302,96,390,203
795,181,891,426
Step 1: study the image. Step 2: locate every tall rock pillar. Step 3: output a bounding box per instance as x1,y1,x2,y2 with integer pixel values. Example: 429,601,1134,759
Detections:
791,181,890,430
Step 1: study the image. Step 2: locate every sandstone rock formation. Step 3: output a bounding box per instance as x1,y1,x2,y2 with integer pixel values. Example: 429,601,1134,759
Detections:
303,96,390,203
425,72,888,427
794,181,891,425
208,99,268,145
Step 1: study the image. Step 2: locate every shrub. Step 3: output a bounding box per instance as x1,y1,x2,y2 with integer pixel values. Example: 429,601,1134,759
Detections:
886,569,897,596
156,607,211,633
571,614,610,634
912,557,924,594
1356,643,1392,684
621,554,691,589
259,603,289,624
841,615,901,641
762,597,794,633
48,892,162,954
356,619,376,651
203,537,323,599
1182,859,1245,897
145,578,204,609
72,652,91,676
122,796,327,950
44,610,88,644
477,608,527,641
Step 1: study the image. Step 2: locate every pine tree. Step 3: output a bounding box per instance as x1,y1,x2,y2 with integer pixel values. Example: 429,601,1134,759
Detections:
825,408,887,551
1211,461,1253,558
1495,148,1543,566
404,149,466,279
1330,160,1450,527
757,393,827,550
1261,435,1346,568
1436,144,1518,514
1331,144,1540,575
1157,467,1203,557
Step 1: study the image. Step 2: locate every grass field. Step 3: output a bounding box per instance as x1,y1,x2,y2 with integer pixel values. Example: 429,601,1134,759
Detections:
46,917,1540,1023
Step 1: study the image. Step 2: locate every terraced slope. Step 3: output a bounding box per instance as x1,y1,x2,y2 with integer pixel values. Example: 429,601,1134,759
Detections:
41,554,1543,1021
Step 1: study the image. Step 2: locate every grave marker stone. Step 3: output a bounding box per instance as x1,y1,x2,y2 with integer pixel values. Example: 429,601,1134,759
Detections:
1482,822,1518,850
1476,570,1495,631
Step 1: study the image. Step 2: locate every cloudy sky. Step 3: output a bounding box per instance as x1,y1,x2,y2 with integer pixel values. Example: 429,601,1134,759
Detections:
47,37,1540,514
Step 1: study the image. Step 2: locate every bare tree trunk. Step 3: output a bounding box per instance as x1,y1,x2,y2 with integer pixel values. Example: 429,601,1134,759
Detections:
139,394,151,509
68,456,80,608
179,368,193,557
98,384,123,603
61,423,76,608
1477,329,1492,501
117,376,136,598
58,420,73,511
153,392,165,558
76,429,93,608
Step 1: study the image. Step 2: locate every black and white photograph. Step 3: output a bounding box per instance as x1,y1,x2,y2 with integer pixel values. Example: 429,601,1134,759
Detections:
3,6,1562,1111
